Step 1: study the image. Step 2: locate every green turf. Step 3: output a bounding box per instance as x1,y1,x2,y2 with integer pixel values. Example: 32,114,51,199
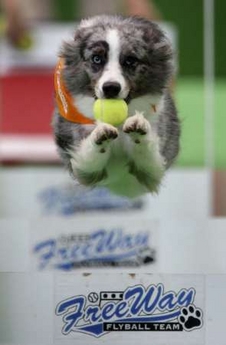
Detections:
175,78,205,167
175,77,226,168
213,79,226,169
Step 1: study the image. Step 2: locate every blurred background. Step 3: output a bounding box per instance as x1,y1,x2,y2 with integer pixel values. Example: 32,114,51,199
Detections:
0,0,225,217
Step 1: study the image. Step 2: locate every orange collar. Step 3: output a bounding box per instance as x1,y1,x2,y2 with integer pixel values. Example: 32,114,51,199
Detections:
54,58,95,125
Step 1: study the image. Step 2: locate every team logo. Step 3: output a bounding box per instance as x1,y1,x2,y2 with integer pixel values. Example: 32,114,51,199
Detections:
33,228,155,270
55,284,203,338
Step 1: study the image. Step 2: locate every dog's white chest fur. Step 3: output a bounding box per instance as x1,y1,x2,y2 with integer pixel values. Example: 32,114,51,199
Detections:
69,110,165,197
99,136,149,197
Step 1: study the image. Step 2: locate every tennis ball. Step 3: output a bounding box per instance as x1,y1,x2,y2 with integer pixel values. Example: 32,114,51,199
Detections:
93,99,128,126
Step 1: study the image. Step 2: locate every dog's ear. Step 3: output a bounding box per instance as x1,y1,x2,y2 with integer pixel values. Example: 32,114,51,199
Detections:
58,33,91,95
144,22,173,61
59,39,82,67
153,37,173,63
144,22,174,82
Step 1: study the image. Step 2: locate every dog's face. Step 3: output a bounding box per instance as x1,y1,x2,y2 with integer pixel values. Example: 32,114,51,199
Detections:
61,16,173,102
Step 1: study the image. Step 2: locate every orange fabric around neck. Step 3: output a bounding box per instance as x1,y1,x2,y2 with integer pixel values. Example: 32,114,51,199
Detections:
54,58,95,125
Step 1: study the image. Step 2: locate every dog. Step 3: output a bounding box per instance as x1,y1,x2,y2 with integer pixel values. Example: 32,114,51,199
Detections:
52,15,180,198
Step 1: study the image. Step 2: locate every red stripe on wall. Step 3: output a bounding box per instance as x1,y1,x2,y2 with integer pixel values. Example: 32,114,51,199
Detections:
1,70,54,134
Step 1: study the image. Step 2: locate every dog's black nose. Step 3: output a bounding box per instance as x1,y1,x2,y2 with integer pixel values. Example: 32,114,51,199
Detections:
102,82,121,98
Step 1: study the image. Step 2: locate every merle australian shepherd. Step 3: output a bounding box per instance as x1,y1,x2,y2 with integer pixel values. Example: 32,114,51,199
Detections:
53,15,180,197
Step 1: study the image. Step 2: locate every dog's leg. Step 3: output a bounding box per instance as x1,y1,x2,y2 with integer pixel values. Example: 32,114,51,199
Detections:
123,112,165,193
68,123,118,186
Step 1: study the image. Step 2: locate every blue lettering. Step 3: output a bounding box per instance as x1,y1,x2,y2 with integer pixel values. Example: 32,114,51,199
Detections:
177,288,195,306
33,239,55,269
84,306,101,323
144,284,163,313
105,229,122,251
125,285,162,315
55,284,199,338
135,233,149,247
102,303,115,320
158,288,195,311
34,229,150,269
70,244,80,259
56,296,85,334
58,247,68,260
120,234,133,250
115,301,129,318
125,285,146,314
81,242,93,258
158,292,177,310
90,230,106,253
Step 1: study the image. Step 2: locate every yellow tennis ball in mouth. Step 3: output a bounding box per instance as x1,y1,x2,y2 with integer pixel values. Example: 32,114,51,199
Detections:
93,99,128,126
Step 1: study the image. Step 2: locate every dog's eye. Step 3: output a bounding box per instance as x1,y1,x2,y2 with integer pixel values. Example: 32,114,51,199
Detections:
124,56,139,68
92,55,104,65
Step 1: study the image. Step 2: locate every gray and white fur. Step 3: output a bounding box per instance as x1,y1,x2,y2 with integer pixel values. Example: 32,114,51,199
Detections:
52,15,180,198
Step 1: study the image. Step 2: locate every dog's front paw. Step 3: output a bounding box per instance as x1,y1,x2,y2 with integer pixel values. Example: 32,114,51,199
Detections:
91,123,118,146
123,112,151,143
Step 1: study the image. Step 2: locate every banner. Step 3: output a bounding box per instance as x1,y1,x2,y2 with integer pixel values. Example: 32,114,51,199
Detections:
54,273,205,344
30,215,159,272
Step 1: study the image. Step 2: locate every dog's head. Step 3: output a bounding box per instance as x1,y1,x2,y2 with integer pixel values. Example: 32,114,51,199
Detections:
60,15,173,102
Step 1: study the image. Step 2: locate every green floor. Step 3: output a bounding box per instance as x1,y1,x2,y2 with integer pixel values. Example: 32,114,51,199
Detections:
175,78,226,168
